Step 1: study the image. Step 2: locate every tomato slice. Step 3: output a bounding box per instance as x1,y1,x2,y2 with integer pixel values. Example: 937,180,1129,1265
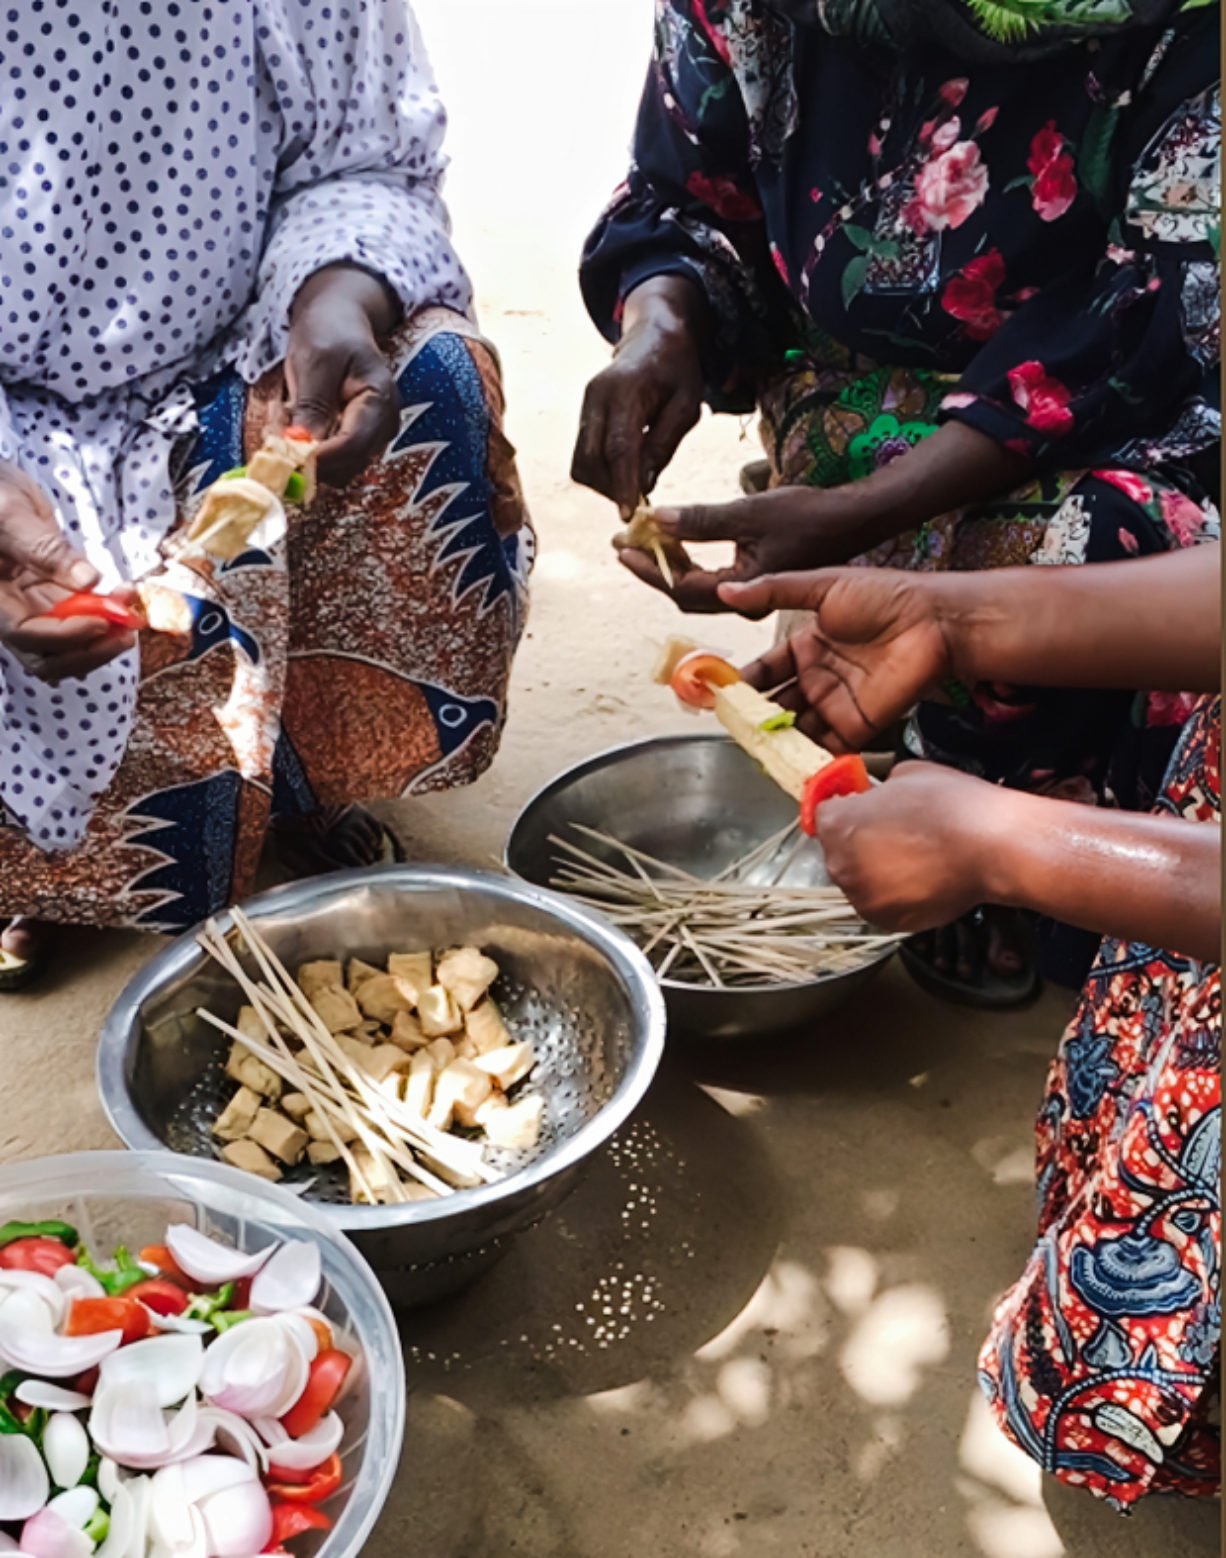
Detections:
0,1238,78,1276
65,1297,150,1346
126,1279,189,1317
669,651,741,711
266,1504,332,1550
45,592,145,632
279,1351,351,1440
799,754,872,837
266,1452,343,1503
137,1245,194,1288
283,425,315,443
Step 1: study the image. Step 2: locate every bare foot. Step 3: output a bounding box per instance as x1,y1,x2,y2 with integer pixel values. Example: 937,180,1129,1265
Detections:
1,917,48,962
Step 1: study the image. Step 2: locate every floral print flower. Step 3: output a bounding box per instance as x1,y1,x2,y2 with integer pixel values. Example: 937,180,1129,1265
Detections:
1027,121,1077,222
1160,486,1209,547
903,140,989,234
685,171,760,222
941,248,1006,339
1093,469,1153,505
1007,360,1074,435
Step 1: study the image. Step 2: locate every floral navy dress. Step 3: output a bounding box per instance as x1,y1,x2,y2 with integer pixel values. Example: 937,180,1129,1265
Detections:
581,0,1220,805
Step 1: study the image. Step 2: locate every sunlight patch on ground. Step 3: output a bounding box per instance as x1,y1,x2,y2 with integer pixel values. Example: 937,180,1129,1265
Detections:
823,1245,879,1316
696,1259,831,1365
839,1282,950,1407
957,1389,1065,1558
972,1134,1038,1186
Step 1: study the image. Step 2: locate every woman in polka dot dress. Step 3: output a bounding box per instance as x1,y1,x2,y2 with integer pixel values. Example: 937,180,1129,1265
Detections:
0,0,533,978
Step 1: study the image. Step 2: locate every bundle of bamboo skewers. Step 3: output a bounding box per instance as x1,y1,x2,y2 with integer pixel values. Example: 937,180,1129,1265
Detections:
549,824,899,988
195,908,495,1204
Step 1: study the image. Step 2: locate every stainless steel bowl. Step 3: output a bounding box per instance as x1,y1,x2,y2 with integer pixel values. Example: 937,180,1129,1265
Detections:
505,733,895,1042
97,866,666,1306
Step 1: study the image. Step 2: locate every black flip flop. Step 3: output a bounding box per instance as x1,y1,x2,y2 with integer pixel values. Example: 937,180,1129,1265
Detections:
899,908,1041,1011
0,944,44,992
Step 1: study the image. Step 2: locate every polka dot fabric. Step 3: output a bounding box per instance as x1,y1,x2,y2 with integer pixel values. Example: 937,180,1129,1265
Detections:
0,0,473,849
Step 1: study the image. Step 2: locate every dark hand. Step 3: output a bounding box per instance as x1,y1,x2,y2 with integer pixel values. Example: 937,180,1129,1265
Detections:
286,264,402,487
816,763,1014,932
571,276,706,514
0,464,136,683
718,569,954,749
618,486,876,613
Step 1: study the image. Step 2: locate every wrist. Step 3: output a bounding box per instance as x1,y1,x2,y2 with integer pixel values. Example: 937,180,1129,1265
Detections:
622,275,710,354
970,787,1044,908
291,264,399,339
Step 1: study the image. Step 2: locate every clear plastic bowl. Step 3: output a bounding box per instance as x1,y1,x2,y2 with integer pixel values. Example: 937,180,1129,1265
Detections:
0,1151,405,1558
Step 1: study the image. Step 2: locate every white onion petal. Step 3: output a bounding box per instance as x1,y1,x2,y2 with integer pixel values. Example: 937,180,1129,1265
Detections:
96,1462,121,1508
14,1384,92,1413
18,1508,91,1558
0,1311,122,1379
53,1268,105,1302
121,1478,151,1558
93,1484,132,1558
0,1291,56,1337
149,1465,194,1553
89,1381,170,1467
45,1488,98,1531
0,1532,18,1553
177,1457,256,1506
0,1275,66,1326
99,1337,204,1410
249,1244,319,1316
43,1415,90,1492
143,1313,211,1338
199,1321,301,1421
264,1413,343,1473
194,1413,266,1475
0,1434,50,1521
197,1482,272,1558
164,1230,274,1289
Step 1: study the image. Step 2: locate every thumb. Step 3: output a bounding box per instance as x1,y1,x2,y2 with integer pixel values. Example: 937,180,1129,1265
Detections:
0,491,97,592
284,345,343,444
654,496,775,544
718,570,839,616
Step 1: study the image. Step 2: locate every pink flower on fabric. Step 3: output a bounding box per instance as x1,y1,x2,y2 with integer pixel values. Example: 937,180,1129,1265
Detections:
1026,122,1077,222
939,78,969,106
867,132,883,157
1160,487,1208,547
1146,691,1201,727
685,171,760,222
1007,360,1074,435
940,391,978,410
770,242,790,286
904,141,989,233
1093,469,1153,506
1117,528,1140,553
941,248,1007,339
976,107,999,133
691,0,732,64
931,118,962,153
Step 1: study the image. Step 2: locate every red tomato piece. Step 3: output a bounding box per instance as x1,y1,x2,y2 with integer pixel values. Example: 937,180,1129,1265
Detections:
126,1279,189,1317
266,1453,343,1504
669,651,741,711
266,1505,332,1550
137,1245,194,1288
279,1352,351,1440
283,426,315,443
65,1297,150,1346
44,592,145,632
72,1367,100,1396
799,754,872,837
0,1238,78,1276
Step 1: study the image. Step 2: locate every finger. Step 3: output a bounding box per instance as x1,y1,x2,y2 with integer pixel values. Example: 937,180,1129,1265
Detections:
285,349,343,445
639,389,699,496
602,392,648,516
6,614,117,658
653,499,770,545
719,570,841,617
0,503,98,593
8,624,136,683
570,385,615,502
740,642,797,692
315,365,400,487
615,546,675,599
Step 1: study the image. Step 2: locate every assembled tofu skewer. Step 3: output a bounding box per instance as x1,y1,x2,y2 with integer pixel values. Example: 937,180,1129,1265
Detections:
654,637,872,835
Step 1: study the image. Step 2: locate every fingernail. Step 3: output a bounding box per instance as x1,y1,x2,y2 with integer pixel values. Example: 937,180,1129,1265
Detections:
68,560,96,588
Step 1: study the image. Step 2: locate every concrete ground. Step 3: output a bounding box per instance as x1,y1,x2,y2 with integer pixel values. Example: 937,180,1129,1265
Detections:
0,3,1218,1556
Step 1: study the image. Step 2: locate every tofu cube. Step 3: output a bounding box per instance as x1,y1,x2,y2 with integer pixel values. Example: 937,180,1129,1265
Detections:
334,1033,376,1068
482,1093,544,1151
378,1072,406,1104
297,960,343,999
389,1012,427,1053
430,1059,493,1130
212,1086,262,1143
453,1033,478,1061
247,1108,309,1165
436,947,500,1012
225,1043,282,1101
404,1050,435,1120
465,999,511,1056
474,1093,508,1129
386,951,432,1004
363,1045,413,1085
418,985,462,1038
307,1141,343,1166
310,985,362,1034
236,1005,268,1043
345,957,383,993
280,1092,312,1123
304,1108,357,1145
220,1139,281,1181
425,1038,456,1071
474,1042,536,1091
355,973,414,1025
349,1146,400,1206
403,1183,440,1202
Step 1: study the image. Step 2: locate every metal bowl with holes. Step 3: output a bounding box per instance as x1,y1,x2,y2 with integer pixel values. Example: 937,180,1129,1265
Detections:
505,733,896,1042
96,867,666,1307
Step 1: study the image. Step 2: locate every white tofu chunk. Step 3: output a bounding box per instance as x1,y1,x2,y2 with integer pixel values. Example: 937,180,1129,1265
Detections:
464,999,511,1055
425,1038,456,1071
211,1086,261,1142
247,1108,309,1165
304,1109,357,1145
474,1042,536,1091
355,973,414,1025
235,1005,268,1044
335,1038,410,1084
307,1141,343,1166
225,1043,282,1100
310,985,362,1034
436,947,499,1012
431,1059,493,1130
389,1011,427,1053
220,1139,281,1181
297,961,343,999
280,1092,312,1123
349,1146,400,1205
403,1050,435,1120
345,958,382,993
483,1094,544,1151
386,951,433,1004
418,985,462,1037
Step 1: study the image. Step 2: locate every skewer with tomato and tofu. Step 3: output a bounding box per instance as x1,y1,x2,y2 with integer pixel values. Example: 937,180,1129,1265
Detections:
655,637,872,836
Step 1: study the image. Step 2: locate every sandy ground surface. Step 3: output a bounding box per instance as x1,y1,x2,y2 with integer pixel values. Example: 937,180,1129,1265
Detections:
0,3,1219,1556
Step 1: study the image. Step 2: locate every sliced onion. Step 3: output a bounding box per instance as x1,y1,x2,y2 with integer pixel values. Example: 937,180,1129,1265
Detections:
99,1336,204,1409
18,1508,91,1558
264,1413,343,1474
199,1321,301,1420
177,1457,256,1506
0,1311,122,1379
273,1314,317,1366
93,1483,132,1558
143,1313,211,1338
43,1415,90,1492
0,1434,50,1521
249,1244,319,1316
0,1274,66,1326
54,1269,105,1302
89,1382,170,1467
96,1463,121,1508
164,1230,274,1290
0,1290,57,1336
194,1413,266,1475
15,1383,91,1413
0,1533,18,1553
121,1477,151,1558
196,1482,272,1558
45,1489,98,1532
149,1466,193,1553
249,1420,287,1449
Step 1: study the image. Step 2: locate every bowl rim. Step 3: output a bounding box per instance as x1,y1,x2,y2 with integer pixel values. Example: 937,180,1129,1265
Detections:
96,864,667,1230
503,729,899,996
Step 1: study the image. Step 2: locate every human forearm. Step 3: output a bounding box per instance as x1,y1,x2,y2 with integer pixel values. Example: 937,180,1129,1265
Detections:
621,274,712,355
932,545,1221,694
983,793,1220,961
